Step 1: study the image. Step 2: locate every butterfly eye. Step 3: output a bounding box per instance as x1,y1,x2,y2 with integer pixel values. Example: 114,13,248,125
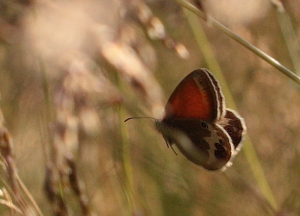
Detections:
201,122,208,129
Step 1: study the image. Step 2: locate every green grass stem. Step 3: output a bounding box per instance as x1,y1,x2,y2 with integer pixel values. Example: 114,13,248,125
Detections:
176,0,300,85
182,6,278,210
273,5,300,75
119,104,137,216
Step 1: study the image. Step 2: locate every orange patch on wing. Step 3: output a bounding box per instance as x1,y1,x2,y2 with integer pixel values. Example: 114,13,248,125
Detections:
165,77,217,120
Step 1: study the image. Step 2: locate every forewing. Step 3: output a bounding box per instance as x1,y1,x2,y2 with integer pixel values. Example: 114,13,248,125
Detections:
164,69,223,121
206,71,225,118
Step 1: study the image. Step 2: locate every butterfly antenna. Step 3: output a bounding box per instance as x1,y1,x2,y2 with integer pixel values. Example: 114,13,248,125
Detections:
124,117,156,122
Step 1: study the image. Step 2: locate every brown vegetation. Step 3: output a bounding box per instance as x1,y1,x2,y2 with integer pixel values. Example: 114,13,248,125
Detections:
0,0,300,215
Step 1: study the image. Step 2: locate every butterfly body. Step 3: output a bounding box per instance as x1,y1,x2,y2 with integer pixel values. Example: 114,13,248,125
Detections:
156,69,246,170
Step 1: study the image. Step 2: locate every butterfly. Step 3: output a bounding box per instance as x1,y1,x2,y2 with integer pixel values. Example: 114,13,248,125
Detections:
155,68,246,170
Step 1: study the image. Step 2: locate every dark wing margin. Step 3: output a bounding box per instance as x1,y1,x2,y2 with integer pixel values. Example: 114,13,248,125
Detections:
164,69,221,121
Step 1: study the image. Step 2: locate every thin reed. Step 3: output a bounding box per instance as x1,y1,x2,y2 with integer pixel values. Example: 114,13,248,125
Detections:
0,0,300,215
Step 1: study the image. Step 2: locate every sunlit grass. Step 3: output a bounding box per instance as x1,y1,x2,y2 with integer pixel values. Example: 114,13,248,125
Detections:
0,0,300,215
182,5,277,210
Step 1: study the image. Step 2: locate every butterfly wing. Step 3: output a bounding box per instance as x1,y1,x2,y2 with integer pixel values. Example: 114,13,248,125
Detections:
157,69,245,170
206,71,226,118
156,118,233,170
164,69,224,122
218,109,246,151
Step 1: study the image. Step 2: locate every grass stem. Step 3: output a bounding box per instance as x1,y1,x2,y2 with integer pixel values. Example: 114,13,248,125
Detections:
182,6,278,210
176,0,300,85
119,105,136,215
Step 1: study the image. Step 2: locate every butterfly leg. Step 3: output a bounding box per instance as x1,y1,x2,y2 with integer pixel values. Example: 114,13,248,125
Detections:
162,136,178,155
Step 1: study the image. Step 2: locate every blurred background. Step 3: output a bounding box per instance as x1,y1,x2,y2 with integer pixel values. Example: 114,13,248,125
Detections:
1,0,300,215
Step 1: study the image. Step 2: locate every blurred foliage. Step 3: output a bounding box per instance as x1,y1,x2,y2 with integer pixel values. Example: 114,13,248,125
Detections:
1,0,300,215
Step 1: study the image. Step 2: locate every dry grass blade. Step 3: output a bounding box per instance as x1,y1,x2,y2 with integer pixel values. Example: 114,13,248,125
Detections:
3,0,300,215
0,199,22,214
128,0,189,59
97,27,164,117
43,57,117,216
269,0,300,75
176,0,300,85
44,163,68,216
0,110,41,215
183,8,278,210
66,156,89,215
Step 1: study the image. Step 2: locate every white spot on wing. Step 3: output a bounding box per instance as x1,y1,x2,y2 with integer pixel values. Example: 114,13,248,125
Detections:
204,124,221,165
204,123,234,166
